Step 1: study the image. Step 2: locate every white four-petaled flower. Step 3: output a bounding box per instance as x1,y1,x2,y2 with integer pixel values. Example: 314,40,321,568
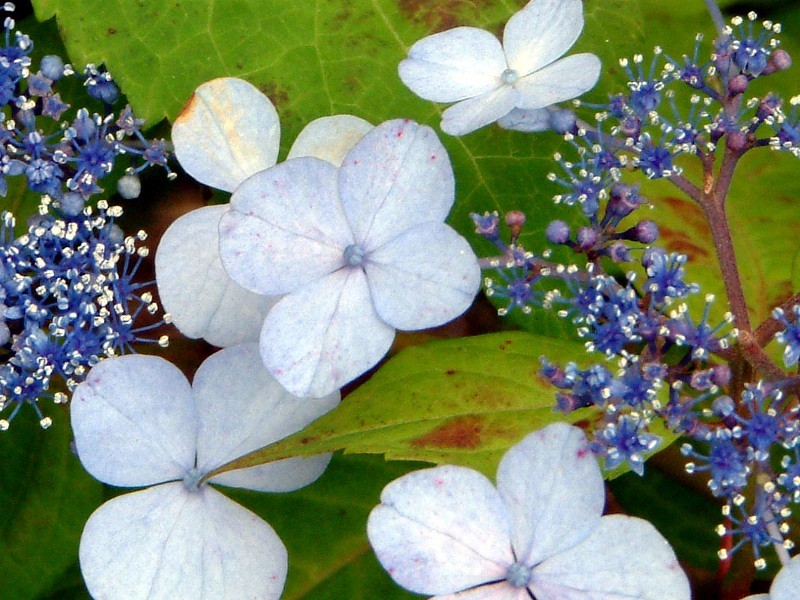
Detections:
218,118,481,398
72,343,339,600
399,0,601,135
367,422,691,599
157,77,373,347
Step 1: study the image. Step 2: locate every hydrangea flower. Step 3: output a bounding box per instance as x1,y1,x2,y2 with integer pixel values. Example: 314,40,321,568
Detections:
218,118,481,398
744,554,800,600
367,422,690,599
398,0,601,135
71,343,339,599
158,76,373,347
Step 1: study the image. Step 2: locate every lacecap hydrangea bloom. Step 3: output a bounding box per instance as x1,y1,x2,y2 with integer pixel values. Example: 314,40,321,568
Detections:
158,76,372,347
71,343,338,600
368,422,691,599
744,554,800,600
218,118,481,398
398,0,601,135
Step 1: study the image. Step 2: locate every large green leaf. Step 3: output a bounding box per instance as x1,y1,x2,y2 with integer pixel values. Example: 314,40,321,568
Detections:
215,332,673,478
31,0,644,334
0,408,103,600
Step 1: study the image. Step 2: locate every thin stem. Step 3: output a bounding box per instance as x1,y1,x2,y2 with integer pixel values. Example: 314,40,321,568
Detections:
667,173,703,202
737,330,786,380
705,0,727,37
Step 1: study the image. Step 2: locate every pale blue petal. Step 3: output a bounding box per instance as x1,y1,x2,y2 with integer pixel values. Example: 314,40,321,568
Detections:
503,0,584,75
79,483,287,600
441,85,519,136
399,27,506,102
172,77,280,192
530,515,691,600
364,222,480,331
514,53,602,110
71,355,196,487
496,423,604,566
338,119,454,250
367,465,513,595
287,114,373,166
155,204,277,347
771,554,800,600
497,107,551,132
260,268,395,398
220,157,353,296
192,343,339,492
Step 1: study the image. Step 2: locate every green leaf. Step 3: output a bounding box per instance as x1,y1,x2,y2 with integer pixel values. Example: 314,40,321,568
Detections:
223,454,419,600
30,0,643,334
218,331,641,478
0,409,103,600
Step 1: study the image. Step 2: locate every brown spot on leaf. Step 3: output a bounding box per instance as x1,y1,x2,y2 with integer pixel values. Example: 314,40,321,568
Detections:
410,416,482,449
661,196,708,233
399,0,495,32
445,369,456,375
658,224,710,259
108,28,116,35
258,81,289,109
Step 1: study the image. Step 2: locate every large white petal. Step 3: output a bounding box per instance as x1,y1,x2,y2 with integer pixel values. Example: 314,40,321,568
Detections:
530,515,691,600
364,222,480,331
79,483,287,600
71,355,196,487
260,268,395,398
367,465,513,596
287,115,373,166
192,343,339,491
172,77,280,192
440,85,519,136
503,0,584,76
497,107,551,132
514,53,602,110
155,204,277,347
398,27,506,102
220,157,354,295
496,423,604,567
338,119,454,250
770,554,800,600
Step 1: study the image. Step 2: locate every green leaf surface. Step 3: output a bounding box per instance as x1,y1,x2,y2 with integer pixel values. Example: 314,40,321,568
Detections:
221,332,631,478
31,0,644,334
224,454,419,600
0,409,103,600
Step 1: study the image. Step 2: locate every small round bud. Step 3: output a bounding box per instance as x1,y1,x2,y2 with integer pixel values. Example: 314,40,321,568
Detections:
60,192,85,216
505,210,526,241
725,130,749,152
40,55,64,80
711,364,732,387
634,220,659,244
607,182,644,221
727,74,748,96
545,220,571,245
576,226,598,250
117,174,141,199
766,49,792,73
548,108,577,134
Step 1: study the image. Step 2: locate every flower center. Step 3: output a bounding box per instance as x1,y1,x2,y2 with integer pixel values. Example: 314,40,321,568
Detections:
343,243,365,266
501,68,519,85
505,561,532,587
182,467,206,493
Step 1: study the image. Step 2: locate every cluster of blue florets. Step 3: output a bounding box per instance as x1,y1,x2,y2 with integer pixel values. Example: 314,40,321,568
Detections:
473,12,800,568
0,4,172,201
0,4,171,428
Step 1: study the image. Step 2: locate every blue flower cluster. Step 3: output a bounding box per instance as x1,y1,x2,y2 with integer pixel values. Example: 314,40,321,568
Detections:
0,5,172,201
0,200,168,428
473,12,800,569
0,4,171,428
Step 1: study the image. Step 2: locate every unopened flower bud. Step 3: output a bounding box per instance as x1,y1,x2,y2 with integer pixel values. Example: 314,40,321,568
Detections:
764,49,792,74
728,74,748,96
725,130,749,152
576,226,597,250
505,210,526,241
634,220,659,244
545,220,570,245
